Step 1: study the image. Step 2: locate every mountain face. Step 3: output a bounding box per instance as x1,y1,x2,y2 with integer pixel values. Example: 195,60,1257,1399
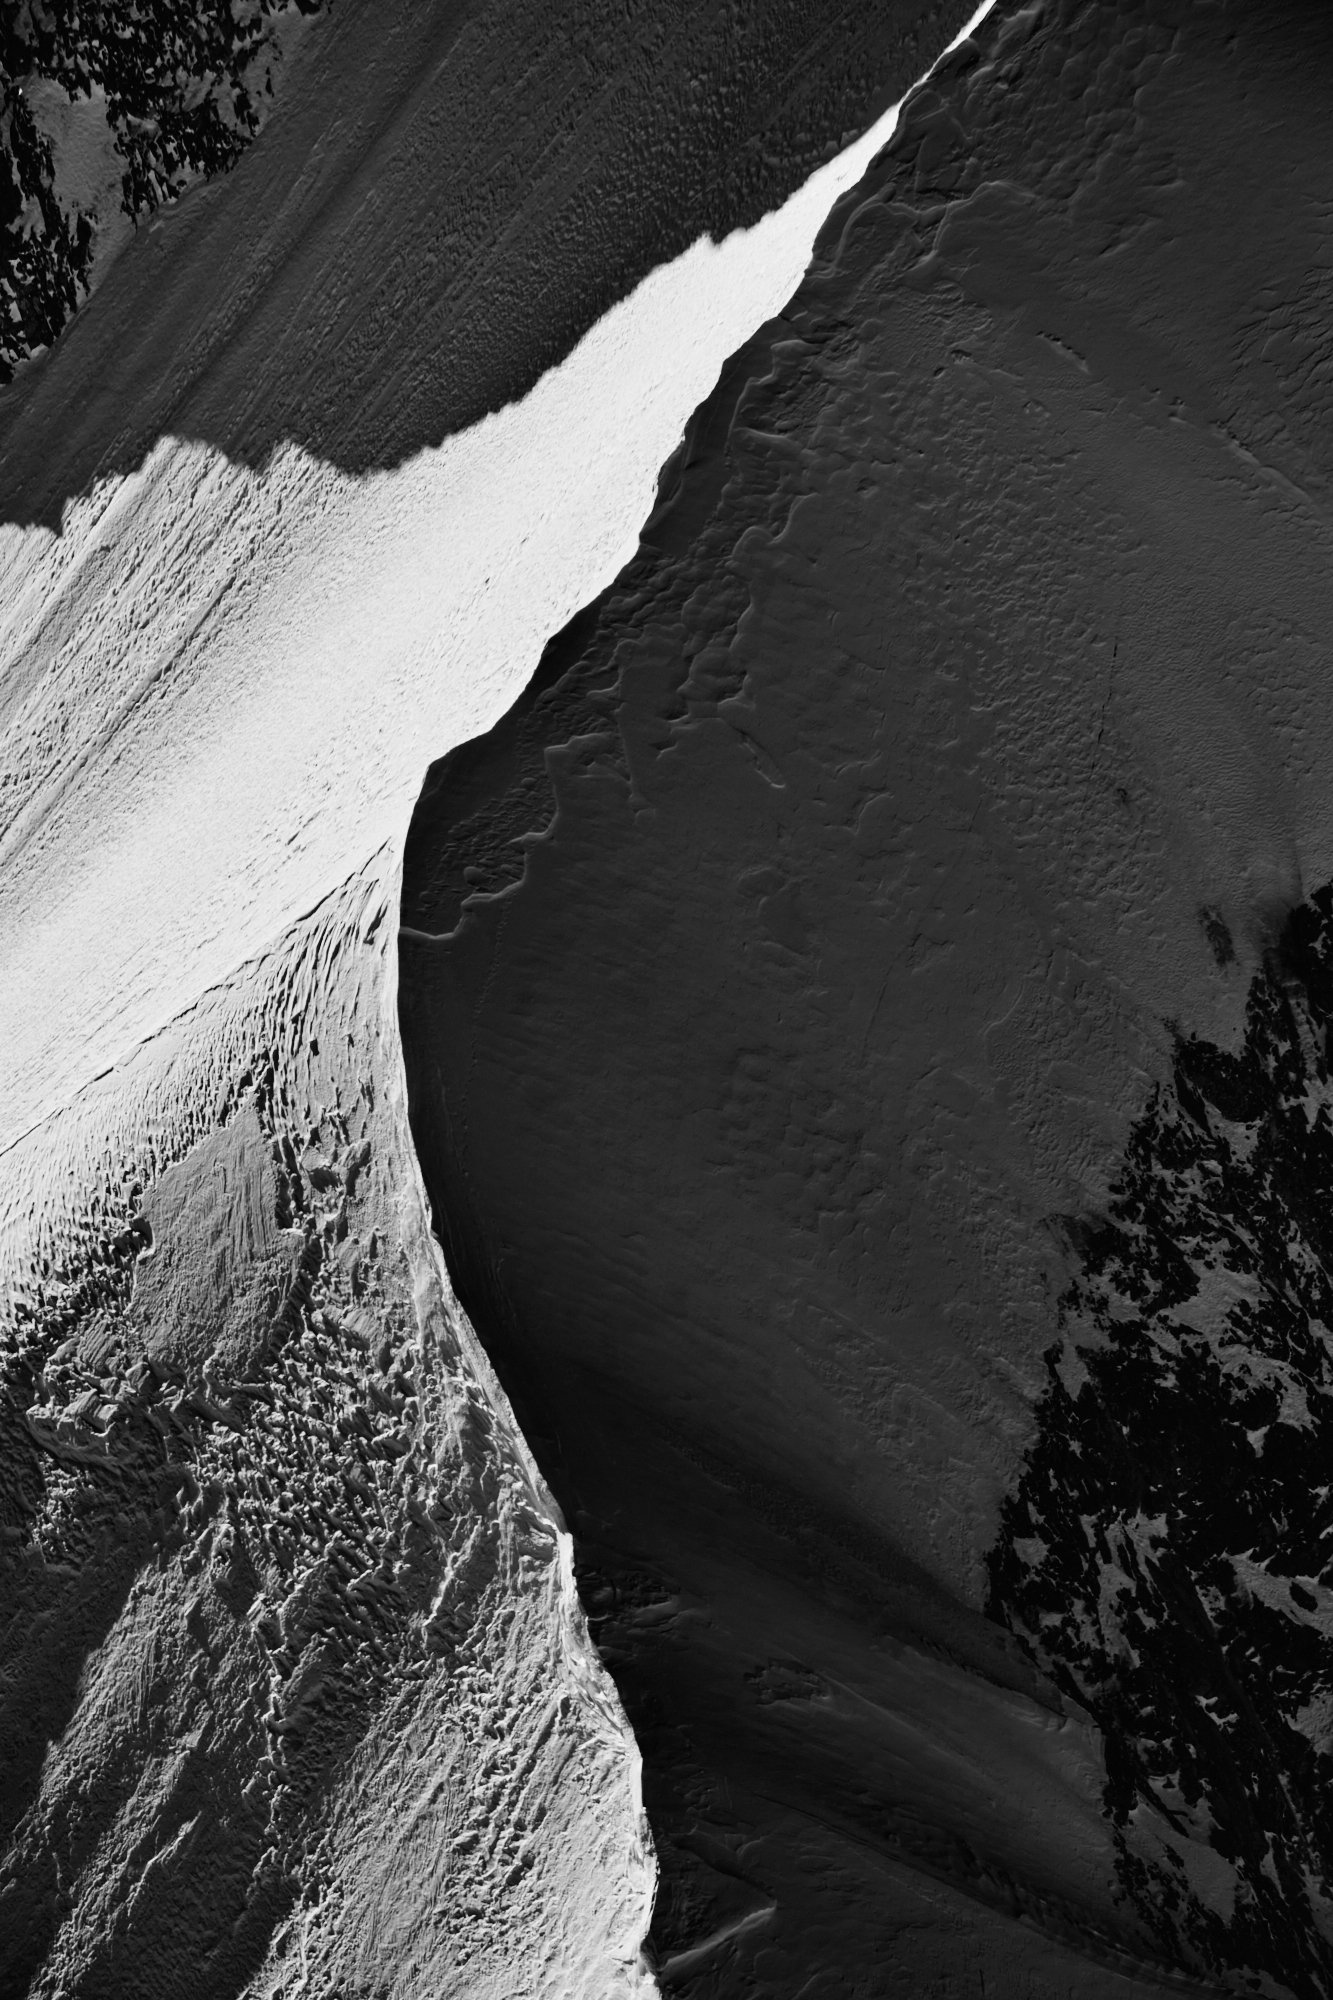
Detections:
10,0,1333,1992
0,0,978,526
1,881,651,2000
398,0,1333,1991
0,3,1002,1997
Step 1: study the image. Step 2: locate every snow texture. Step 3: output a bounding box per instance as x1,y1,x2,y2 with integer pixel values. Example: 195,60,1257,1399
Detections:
397,1,1333,1992
0,1,997,1992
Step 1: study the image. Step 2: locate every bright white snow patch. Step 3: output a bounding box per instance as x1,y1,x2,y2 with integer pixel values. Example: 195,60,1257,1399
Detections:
0,12,995,1994
0,3,995,1165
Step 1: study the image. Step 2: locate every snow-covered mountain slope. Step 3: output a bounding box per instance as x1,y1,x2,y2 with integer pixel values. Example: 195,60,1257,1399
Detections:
0,0,980,527
398,0,1333,1991
2,866,656,1999
0,0,998,1992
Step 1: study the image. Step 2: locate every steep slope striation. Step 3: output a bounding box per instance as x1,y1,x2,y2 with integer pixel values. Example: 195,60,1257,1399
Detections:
0,1,999,1993
0,0,979,527
1,0,324,378
398,0,1333,1990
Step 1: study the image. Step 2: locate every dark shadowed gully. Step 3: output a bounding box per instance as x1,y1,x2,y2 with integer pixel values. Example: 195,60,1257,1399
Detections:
399,0,1333,1992
0,0,977,528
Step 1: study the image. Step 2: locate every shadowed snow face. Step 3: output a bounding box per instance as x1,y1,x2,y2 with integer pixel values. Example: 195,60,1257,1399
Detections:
395,1,1333,1991
0,0,983,508
0,5,1004,1995
992,886,1333,1993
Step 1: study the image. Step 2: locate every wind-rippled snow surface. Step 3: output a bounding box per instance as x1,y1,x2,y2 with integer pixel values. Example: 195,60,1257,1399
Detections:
396,1,1333,1993
0,0,991,1989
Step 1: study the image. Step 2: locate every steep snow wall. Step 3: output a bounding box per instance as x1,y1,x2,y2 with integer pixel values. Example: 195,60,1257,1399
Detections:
398,0,1333,1992
0,0,982,524
0,0,996,1991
